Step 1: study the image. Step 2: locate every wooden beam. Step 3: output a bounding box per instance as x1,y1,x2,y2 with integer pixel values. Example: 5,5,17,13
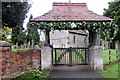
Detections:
69,31,87,36
44,29,50,45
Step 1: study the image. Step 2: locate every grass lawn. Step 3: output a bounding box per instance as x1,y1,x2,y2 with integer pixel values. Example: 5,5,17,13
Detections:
12,48,31,51
98,50,120,78
98,63,119,78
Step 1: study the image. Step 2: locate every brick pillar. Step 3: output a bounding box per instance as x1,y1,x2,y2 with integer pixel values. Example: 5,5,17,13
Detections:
32,50,41,69
0,41,11,79
41,46,52,71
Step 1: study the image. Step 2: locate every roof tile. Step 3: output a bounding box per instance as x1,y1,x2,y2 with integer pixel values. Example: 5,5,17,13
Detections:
30,2,113,22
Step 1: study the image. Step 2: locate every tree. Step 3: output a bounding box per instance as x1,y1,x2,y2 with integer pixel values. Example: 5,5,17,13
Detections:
26,15,40,45
11,27,27,46
0,27,12,42
2,2,31,45
103,1,120,49
103,1,120,42
2,2,30,28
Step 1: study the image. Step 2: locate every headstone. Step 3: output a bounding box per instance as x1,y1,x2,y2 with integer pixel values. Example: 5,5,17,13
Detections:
16,43,18,49
31,40,34,49
28,41,30,48
21,44,24,49
34,45,41,50
11,46,14,49
24,44,27,48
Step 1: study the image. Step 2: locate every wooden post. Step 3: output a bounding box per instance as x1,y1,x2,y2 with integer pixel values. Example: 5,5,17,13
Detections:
44,29,50,46
109,50,111,65
69,47,72,66
51,48,53,65
85,49,87,64
55,49,57,65
116,50,118,63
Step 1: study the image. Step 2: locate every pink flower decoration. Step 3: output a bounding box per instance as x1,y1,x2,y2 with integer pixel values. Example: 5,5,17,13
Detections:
32,24,35,26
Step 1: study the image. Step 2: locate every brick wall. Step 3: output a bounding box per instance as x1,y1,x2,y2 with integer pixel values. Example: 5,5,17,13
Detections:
0,47,11,79
0,49,41,79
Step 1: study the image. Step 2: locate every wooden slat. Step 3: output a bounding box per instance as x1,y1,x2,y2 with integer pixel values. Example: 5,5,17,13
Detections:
108,59,120,62
116,50,120,51
55,49,57,64
55,47,88,49
102,50,111,52
73,50,85,62
104,59,120,64
69,49,72,66
102,55,120,58
53,48,87,65
102,50,120,51
56,50,68,64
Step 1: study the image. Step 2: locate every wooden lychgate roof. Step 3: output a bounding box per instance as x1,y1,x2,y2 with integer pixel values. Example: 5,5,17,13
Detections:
30,2,113,22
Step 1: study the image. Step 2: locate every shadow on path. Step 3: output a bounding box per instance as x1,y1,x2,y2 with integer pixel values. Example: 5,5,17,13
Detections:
47,65,104,80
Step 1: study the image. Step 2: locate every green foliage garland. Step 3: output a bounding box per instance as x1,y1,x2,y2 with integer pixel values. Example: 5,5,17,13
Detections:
29,21,118,42
30,22,117,30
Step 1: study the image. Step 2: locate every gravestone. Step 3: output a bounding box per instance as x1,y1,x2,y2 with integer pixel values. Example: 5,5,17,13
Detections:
28,41,30,48
24,44,27,48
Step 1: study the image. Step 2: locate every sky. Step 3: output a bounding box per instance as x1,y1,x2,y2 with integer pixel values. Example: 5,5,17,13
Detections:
30,0,113,18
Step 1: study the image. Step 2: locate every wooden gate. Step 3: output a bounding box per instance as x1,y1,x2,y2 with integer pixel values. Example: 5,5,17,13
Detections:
52,47,88,66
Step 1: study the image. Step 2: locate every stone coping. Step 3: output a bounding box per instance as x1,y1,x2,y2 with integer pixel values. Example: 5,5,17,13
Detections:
0,41,12,47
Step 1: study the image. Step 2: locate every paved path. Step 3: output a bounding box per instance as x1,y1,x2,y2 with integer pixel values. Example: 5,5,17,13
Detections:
47,65,103,79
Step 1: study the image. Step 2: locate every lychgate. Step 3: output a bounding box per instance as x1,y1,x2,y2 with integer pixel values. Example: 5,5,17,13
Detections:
30,2,114,71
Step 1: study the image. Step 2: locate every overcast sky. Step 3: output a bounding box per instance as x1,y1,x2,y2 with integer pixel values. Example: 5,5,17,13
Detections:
30,0,113,18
